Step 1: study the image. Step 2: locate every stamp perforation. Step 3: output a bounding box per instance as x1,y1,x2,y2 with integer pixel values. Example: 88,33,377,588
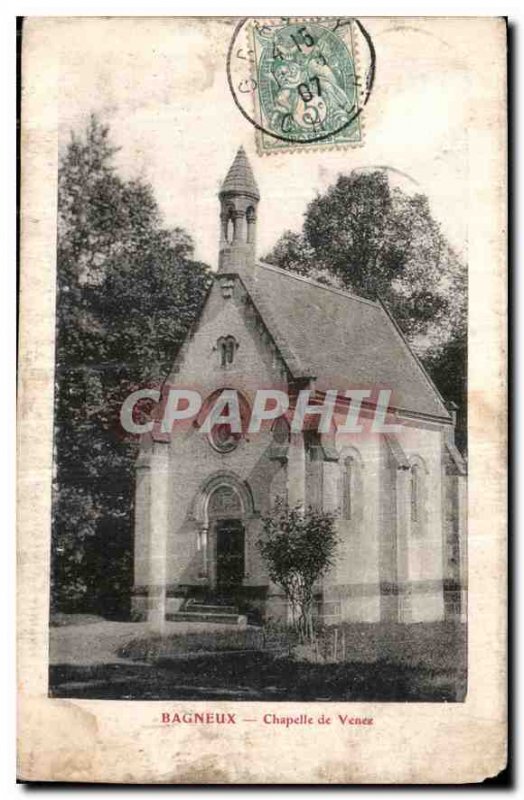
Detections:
227,16,372,156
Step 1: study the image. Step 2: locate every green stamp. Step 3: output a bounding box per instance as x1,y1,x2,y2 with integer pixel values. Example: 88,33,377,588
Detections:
227,18,375,153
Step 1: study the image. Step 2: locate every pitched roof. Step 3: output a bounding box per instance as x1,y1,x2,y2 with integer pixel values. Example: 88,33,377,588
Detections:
238,261,450,421
220,147,260,200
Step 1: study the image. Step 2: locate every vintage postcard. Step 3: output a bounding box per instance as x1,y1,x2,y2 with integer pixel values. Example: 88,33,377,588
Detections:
18,16,507,783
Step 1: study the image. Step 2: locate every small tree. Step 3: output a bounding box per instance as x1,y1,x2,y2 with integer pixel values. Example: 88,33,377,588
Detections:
257,499,339,641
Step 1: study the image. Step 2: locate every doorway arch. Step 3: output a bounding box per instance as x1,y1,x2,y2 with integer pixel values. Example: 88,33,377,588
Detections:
192,471,255,591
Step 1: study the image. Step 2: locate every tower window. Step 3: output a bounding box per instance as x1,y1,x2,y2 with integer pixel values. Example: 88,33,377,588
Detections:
224,205,235,244
246,206,256,243
217,335,238,367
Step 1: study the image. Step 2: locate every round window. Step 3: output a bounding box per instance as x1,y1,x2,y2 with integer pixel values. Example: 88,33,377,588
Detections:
209,423,241,453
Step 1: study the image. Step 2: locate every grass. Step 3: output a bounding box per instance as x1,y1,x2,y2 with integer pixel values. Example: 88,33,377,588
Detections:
50,613,105,627
49,620,467,702
118,624,297,662
119,621,466,672
50,652,466,702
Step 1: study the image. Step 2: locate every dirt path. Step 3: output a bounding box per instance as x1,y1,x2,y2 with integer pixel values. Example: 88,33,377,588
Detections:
49,619,242,666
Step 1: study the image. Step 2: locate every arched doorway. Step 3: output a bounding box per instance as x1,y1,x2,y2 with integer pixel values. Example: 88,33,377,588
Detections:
193,472,255,595
207,485,245,590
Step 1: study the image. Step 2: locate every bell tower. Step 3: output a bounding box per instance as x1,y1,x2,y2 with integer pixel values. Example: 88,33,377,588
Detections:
218,146,260,274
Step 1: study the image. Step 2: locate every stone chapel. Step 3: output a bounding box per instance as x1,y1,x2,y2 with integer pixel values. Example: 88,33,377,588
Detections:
132,147,467,628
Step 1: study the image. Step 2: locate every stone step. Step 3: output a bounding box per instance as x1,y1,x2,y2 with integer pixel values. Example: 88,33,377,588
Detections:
185,603,238,615
167,611,247,626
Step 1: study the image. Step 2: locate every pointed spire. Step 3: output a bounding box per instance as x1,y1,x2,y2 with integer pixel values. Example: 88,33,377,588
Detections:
220,146,260,200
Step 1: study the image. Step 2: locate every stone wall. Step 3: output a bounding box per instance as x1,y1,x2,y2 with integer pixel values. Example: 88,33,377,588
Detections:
133,274,292,621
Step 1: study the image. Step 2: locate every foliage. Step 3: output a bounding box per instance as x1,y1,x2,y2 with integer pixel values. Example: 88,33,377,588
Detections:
264,171,467,450
257,498,339,641
52,114,212,612
422,331,467,452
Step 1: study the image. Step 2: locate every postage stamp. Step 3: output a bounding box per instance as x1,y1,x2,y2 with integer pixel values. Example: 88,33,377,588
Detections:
227,17,375,154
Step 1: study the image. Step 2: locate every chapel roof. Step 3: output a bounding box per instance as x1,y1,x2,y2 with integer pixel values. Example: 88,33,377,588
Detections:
237,261,450,421
220,146,260,200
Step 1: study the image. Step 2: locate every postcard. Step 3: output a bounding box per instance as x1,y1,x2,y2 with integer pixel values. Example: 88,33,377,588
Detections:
17,16,507,783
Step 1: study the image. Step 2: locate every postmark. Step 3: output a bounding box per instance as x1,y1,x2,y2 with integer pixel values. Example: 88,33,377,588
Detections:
227,17,375,153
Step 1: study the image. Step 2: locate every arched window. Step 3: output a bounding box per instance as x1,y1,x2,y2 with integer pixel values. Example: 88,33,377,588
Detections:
410,464,420,522
339,448,363,524
192,470,255,525
207,484,243,519
217,335,238,367
409,456,427,536
342,456,354,520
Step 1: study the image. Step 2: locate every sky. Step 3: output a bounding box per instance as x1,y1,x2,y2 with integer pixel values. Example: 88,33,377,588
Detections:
55,16,470,269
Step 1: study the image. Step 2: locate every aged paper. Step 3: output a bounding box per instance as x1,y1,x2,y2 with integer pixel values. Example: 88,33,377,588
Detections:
18,16,507,783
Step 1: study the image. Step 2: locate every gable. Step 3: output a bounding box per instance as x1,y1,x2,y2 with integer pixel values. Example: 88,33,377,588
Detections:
166,273,290,392
164,263,450,422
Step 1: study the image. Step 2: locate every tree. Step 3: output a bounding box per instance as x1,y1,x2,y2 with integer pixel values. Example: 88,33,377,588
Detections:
258,499,339,641
52,115,212,613
264,171,467,450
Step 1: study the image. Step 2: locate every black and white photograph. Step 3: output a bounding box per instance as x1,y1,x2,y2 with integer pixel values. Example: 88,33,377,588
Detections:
16,14,506,784
48,18,467,705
